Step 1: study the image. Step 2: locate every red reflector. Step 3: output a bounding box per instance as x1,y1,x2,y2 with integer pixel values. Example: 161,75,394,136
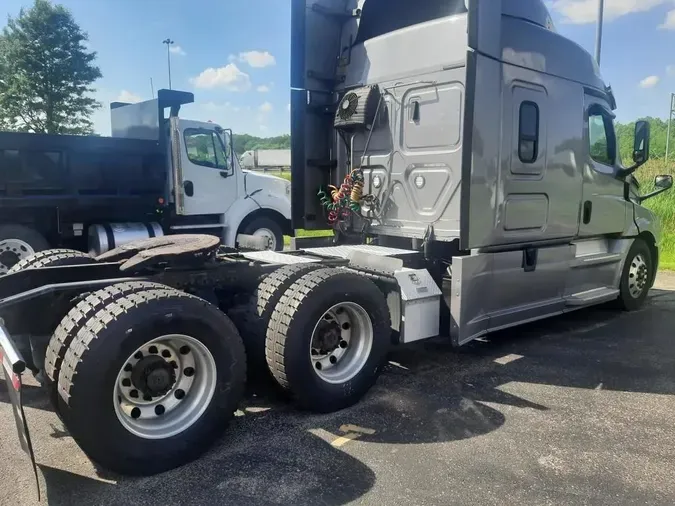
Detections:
158,197,165,205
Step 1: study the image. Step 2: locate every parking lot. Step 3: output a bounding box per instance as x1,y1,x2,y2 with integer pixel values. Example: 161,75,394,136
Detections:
2,273,675,506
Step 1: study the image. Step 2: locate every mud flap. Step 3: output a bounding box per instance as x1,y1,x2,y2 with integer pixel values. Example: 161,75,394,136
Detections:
0,320,40,500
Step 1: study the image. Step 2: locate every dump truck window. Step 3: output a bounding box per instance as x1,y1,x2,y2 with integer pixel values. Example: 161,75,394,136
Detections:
356,0,468,44
184,129,228,170
588,113,615,166
519,102,539,163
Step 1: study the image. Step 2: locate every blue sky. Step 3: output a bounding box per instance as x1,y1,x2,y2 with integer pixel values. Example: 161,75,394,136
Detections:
2,0,675,136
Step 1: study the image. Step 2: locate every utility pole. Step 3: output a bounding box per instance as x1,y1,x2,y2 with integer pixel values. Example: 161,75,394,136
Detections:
162,38,174,90
595,0,605,66
667,93,675,162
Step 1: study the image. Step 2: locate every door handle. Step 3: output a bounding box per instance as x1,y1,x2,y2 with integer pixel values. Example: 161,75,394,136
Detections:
583,201,592,224
183,180,194,197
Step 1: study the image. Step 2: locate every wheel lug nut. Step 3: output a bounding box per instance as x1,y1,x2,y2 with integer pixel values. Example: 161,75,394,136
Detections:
315,362,322,370
162,350,171,358
184,367,195,377
143,394,152,401
134,351,143,360
124,363,133,372
180,346,191,355
339,340,348,349
131,407,141,419
122,378,131,387
155,405,165,416
329,356,337,364
129,389,139,398
170,361,178,369
148,346,158,354
174,389,185,400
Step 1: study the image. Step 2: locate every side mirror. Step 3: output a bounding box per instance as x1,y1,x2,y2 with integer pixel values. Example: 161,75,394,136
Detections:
638,174,673,203
633,120,650,165
655,174,673,189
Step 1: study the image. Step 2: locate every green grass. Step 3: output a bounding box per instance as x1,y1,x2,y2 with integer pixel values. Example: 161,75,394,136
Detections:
637,159,675,270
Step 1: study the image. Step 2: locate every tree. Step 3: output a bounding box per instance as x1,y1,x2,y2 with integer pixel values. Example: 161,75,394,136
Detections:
0,0,102,134
233,133,291,155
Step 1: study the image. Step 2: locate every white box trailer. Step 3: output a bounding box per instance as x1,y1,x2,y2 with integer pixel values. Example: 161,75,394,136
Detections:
240,149,291,170
0,0,672,490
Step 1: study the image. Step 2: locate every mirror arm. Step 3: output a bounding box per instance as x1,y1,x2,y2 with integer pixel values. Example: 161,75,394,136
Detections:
638,187,670,203
617,164,639,179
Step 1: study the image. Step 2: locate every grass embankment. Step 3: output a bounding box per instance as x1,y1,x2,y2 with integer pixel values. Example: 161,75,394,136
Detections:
275,163,675,266
639,159,675,269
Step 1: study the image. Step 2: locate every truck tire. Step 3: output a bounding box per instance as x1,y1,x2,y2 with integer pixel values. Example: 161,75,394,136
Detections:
57,287,246,476
8,248,94,274
266,268,391,413
0,225,50,274
46,282,166,387
241,217,284,252
616,238,653,311
230,263,320,373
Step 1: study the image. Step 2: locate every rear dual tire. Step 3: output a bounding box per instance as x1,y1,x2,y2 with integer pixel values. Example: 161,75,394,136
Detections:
265,268,391,413
55,285,246,476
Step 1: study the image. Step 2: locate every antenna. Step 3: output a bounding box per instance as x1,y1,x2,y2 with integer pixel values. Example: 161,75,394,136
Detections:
150,78,155,99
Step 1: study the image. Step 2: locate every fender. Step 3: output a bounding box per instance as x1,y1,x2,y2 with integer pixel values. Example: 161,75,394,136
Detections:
223,192,292,246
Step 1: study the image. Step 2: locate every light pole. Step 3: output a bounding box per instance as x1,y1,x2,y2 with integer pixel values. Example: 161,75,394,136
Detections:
666,93,675,162
595,0,605,66
162,38,174,90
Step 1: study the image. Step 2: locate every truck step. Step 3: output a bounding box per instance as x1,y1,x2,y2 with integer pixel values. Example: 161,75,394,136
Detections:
565,287,619,306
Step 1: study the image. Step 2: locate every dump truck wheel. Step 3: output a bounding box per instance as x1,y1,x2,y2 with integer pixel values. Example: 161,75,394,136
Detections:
617,238,653,311
230,263,321,373
7,248,94,274
0,225,50,274
57,287,246,476
266,268,391,413
241,217,284,252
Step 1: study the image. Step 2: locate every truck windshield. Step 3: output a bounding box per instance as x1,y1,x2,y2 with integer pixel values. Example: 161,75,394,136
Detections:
355,0,468,44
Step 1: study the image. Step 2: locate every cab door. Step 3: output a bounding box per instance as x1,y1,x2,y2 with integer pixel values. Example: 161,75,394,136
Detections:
578,98,628,236
173,120,237,216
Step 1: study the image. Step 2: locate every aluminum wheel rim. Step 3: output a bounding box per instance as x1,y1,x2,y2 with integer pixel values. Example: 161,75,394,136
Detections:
628,253,649,299
0,239,34,274
113,334,217,439
310,302,373,384
252,228,277,250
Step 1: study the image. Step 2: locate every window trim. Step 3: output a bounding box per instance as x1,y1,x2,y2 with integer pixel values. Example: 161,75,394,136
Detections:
183,128,229,170
518,101,539,164
587,106,616,167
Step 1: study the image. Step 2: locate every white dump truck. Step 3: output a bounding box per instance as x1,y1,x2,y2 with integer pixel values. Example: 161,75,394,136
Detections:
240,149,291,170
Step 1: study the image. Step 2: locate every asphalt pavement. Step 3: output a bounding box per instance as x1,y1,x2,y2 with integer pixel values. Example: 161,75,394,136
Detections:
2,273,675,505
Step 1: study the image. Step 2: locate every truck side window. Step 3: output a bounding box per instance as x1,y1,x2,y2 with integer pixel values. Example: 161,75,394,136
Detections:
184,129,228,170
518,101,539,163
588,111,615,166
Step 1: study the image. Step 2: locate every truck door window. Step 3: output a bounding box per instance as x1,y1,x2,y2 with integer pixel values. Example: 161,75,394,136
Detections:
184,129,228,170
588,111,616,166
518,101,539,163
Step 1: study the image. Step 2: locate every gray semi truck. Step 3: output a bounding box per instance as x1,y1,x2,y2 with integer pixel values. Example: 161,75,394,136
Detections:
0,0,672,490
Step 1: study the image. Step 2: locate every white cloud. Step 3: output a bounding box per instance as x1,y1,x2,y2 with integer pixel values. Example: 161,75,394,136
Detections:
257,84,271,93
259,125,269,132
639,75,660,88
549,0,669,24
659,9,675,29
116,90,142,103
169,45,186,56
190,64,251,91
259,101,273,113
235,50,276,68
